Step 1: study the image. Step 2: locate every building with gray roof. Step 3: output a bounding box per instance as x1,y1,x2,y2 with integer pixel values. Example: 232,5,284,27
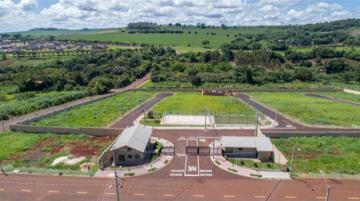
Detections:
99,124,153,168
220,136,274,162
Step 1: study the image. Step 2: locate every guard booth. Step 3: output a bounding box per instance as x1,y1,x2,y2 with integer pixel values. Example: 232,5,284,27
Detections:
186,146,210,156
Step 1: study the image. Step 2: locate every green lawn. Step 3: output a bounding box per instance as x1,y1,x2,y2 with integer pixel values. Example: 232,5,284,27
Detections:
151,92,255,115
272,137,360,175
228,158,282,171
32,91,155,128
249,92,360,127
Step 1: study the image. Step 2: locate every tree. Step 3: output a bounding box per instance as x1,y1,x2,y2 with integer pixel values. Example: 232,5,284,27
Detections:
89,77,114,95
1,53,6,61
325,59,349,74
191,76,202,86
201,40,210,47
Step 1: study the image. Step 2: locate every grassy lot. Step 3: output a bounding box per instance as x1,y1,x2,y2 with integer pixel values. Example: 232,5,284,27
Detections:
249,92,360,127
320,92,360,103
0,131,113,175
272,137,360,175
32,91,155,128
0,91,88,118
152,92,255,115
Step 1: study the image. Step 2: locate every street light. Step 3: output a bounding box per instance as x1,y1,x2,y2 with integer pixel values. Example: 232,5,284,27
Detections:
320,170,330,201
289,147,301,176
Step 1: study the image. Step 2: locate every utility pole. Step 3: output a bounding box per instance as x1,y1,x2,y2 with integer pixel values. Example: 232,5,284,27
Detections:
320,170,330,201
289,146,301,177
114,167,120,201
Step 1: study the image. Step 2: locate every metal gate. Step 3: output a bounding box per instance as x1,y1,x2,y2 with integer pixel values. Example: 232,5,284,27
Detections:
186,146,210,156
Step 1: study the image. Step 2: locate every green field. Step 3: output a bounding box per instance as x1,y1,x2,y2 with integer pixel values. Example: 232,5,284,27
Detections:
151,92,255,115
321,92,360,103
272,137,360,175
249,92,360,127
56,26,283,48
32,91,155,128
0,131,113,175
0,91,88,118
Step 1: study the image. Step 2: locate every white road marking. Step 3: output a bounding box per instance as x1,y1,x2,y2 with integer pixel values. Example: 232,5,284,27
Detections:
285,196,297,199
48,190,59,193
254,195,266,198
77,191,87,195
0,188,4,191
224,195,236,198
105,193,115,195
193,194,205,198
21,189,32,192
348,197,360,200
134,193,145,196
164,194,175,197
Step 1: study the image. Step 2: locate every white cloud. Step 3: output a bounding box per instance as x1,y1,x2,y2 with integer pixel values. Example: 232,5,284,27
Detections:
0,0,357,32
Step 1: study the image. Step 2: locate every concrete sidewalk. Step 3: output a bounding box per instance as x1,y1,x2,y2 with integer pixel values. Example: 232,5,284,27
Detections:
209,141,290,180
94,137,174,178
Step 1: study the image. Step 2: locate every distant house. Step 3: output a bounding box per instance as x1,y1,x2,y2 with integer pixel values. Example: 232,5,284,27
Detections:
98,124,153,169
220,136,274,162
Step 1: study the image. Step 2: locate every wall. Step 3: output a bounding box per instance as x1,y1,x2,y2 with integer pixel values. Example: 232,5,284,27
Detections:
9,124,123,136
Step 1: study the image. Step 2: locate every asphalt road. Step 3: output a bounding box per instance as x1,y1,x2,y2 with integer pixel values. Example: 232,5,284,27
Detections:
1,173,359,201
110,93,172,129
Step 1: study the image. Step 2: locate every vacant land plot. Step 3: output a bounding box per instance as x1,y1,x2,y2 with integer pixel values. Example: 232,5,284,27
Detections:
249,92,360,127
272,137,360,175
151,92,255,117
0,91,88,118
32,91,155,128
0,131,114,175
320,92,360,103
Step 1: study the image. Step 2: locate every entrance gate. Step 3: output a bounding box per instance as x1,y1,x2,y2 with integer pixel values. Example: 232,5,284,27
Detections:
186,146,210,156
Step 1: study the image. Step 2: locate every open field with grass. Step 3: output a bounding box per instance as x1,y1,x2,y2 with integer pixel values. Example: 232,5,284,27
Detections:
0,131,114,175
272,137,360,175
320,92,360,103
57,26,283,48
151,92,255,115
0,91,88,118
32,91,155,128
249,92,360,127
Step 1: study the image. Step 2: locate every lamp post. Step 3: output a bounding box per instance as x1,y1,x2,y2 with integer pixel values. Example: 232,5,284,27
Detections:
320,170,330,201
289,147,301,177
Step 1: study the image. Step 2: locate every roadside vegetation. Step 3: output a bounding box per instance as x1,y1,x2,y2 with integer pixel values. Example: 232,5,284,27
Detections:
272,137,360,175
0,90,88,118
32,91,155,128
0,131,113,175
320,92,360,103
249,92,360,127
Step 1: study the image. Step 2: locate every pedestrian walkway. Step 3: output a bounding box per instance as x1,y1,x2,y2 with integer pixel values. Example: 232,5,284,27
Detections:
94,137,174,178
209,141,290,180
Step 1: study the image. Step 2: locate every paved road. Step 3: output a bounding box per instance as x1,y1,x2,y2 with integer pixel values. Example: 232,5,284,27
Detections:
110,93,172,129
237,93,305,128
1,172,359,201
305,93,360,107
0,74,150,132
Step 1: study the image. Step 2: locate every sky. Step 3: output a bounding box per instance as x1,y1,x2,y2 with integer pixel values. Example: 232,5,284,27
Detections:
0,0,359,33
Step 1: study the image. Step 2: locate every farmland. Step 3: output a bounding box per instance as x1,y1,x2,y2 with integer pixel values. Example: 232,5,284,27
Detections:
32,91,155,128
272,137,360,175
0,131,113,175
249,92,360,127
56,26,283,48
